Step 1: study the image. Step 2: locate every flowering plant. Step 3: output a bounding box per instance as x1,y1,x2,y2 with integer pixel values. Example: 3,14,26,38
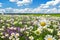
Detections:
0,15,60,40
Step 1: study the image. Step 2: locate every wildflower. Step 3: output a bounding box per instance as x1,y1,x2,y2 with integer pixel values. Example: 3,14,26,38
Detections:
37,19,50,28
57,31,60,36
16,33,19,37
44,35,56,40
1,36,5,38
34,27,42,35
29,36,34,40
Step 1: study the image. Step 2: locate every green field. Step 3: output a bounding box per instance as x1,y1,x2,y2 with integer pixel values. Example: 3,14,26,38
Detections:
0,13,60,16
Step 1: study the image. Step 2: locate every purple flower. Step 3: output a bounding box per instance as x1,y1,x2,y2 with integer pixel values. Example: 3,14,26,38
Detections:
16,27,20,32
2,27,21,37
1,27,29,40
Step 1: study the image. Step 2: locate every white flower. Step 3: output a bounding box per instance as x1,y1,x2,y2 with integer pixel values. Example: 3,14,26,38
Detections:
58,39,60,40
44,35,56,40
24,25,28,27
11,33,15,36
34,27,42,35
0,28,4,30
10,27,14,30
19,22,22,24
51,20,58,25
45,28,53,33
46,15,51,17
9,36,13,39
6,24,10,26
13,21,18,25
20,28,25,32
10,18,14,22
29,36,34,40
5,33,9,37
16,38,19,40
6,20,10,22
25,31,29,36
27,21,31,24
0,20,4,22
2,26,5,29
14,27,16,30
33,20,38,25
29,26,33,31
37,19,50,29
16,33,19,37
1,36,5,38
0,32,3,35
12,38,15,40
7,27,10,29
53,25,58,28
57,31,60,36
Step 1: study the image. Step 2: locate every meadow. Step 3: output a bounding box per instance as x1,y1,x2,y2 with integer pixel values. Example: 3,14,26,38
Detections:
0,14,60,40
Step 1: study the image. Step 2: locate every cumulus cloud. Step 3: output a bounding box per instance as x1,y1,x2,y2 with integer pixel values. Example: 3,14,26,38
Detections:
31,0,60,13
0,3,2,7
0,9,5,13
0,0,60,13
9,0,32,6
5,8,32,13
45,0,60,6
0,7,60,13
9,0,18,2
17,0,32,6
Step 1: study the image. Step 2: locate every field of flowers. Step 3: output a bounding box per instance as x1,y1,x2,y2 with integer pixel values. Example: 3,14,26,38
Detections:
0,15,60,40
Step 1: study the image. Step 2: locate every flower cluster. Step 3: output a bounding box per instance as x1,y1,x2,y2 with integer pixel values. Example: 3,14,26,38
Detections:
0,15,60,40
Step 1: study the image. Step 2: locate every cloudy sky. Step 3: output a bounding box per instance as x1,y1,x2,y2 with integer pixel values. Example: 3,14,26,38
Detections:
0,0,60,13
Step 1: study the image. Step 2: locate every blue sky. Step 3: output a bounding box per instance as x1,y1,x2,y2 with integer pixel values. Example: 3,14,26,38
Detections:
0,0,51,8
0,0,60,13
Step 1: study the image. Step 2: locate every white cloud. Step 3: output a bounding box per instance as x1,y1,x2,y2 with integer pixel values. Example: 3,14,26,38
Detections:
0,9,5,13
46,8,58,13
0,0,60,13
45,0,60,6
0,3,2,7
9,0,18,2
0,7,60,13
9,0,32,6
31,0,60,13
17,0,32,6
58,9,60,13
5,8,32,13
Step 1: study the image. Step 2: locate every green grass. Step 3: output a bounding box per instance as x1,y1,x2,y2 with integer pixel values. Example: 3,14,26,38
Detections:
0,13,60,17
